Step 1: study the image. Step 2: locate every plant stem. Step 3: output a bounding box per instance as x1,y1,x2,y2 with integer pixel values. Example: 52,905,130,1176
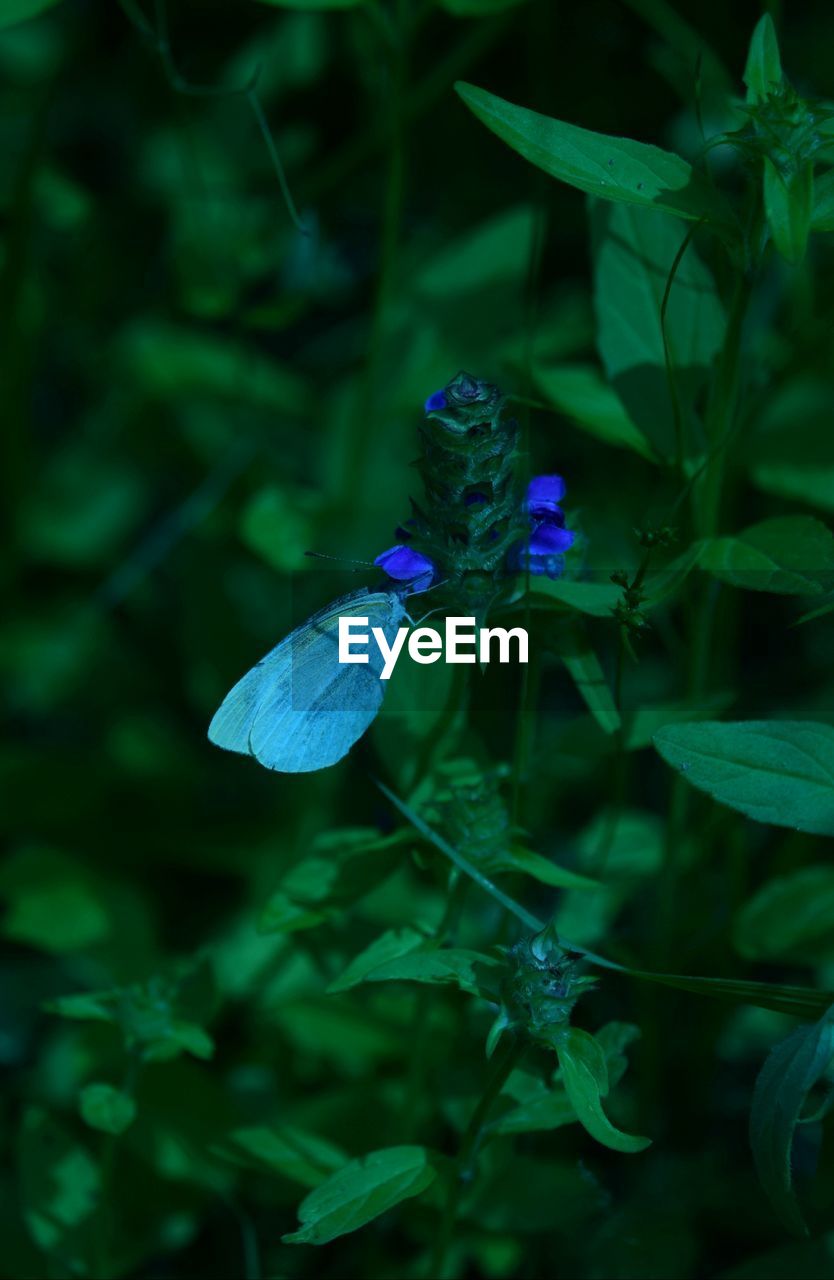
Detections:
429,1037,525,1279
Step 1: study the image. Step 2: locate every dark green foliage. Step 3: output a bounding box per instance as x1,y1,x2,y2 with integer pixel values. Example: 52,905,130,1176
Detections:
5,2,834,1279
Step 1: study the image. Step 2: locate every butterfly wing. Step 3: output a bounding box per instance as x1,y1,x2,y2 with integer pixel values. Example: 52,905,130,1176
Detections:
208,590,405,773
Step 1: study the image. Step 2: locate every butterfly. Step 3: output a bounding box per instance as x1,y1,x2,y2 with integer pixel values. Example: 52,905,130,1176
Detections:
208,587,409,773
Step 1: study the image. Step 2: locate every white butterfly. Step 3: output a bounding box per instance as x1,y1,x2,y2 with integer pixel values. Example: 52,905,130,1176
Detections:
208,588,408,773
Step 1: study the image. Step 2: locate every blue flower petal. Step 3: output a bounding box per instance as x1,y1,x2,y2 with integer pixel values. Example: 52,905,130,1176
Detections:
374,544,437,591
424,388,447,414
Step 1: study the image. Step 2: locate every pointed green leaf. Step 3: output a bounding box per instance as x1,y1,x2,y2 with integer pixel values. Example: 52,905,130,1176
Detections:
215,1126,347,1189
734,867,834,964
765,159,814,265
797,593,834,625
699,516,834,595
744,14,783,104
494,1022,640,1135
654,720,834,836
490,845,599,891
750,379,834,515
534,363,657,461
282,1146,437,1245
455,82,736,231
555,1028,650,1153
327,926,428,993
260,828,407,934
621,970,834,1021
340,945,502,998
750,1005,834,1234
591,200,726,460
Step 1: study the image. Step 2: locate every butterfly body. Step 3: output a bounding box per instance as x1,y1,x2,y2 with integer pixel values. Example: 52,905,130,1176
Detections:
208,588,408,773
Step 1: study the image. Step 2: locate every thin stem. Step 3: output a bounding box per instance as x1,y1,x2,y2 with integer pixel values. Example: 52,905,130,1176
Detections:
429,1037,525,1279
376,781,542,932
118,0,306,233
660,221,700,473
246,88,307,235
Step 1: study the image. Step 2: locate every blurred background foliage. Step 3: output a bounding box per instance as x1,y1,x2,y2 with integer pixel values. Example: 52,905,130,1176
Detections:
4,0,834,1277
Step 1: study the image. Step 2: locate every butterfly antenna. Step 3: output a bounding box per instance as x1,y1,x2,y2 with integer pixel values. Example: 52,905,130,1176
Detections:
305,550,375,571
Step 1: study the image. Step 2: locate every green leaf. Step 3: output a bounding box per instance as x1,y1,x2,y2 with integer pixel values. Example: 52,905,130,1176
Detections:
744,14,783,104
45,958,217,1062
576,809,664,878
376,781,543,933
526,551,696,620
493,1022,640,1136
750,1005,834,1234
534,363,657,460
750,379,834,515
558,810,663,947
734,867,834,964
45,991,117,1024
0,848,110,953
78,1083,136,1136
260,828,407,934
654,720,834,836
334,944,502,998
455,82,736,230
591,200,726,460
555,1027,651,1153
529,578,621,617
699,516,834,595
492,1071,576,1136
214,1126,347,1189
764,159,814,265
283,1146,437,1245
414,205,537,297
327,926,429,993
620,970,834,1022
119,320,309,414
0,0,63,26
643,544,703,606
555,618,621,735
489,845,599,892
797,593,834,626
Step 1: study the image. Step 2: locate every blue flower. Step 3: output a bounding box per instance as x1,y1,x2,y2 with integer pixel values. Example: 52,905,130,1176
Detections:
375,544,437,592
526,474,567,521
512,473,575,579
424,388,447,414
